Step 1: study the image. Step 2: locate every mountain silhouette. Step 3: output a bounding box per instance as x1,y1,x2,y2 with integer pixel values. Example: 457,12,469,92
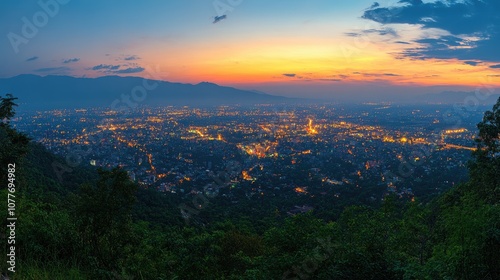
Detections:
0,75,291,110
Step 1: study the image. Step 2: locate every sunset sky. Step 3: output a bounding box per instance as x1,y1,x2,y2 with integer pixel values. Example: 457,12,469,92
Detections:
1,0,500,99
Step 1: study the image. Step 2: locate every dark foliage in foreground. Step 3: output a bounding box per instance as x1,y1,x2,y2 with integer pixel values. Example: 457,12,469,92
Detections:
1,95,499,279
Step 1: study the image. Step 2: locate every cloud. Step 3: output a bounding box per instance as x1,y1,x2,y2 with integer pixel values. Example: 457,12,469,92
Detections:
420,17,436,23
34,67,70,72
26,56,38,62
283,73,296,77
415,36,465,48
356,72,400,77
345,27,399,39
345,32,361,37
112,67,145,74
124,55,140,61
318,78,342,82
213,15,227,24
490,64,500,69
366,27,398,37
63,58,80,64
368,2,380,9
464,61,480,66
91,64,120,71
399,0,423,5
395,41,410,44
89,63,145,74
362,0,500,62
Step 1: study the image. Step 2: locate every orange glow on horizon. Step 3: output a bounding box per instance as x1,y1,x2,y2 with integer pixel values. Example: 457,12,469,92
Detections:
84,37,500,89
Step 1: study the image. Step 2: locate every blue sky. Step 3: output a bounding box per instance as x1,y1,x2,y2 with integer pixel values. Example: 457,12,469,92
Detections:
1,0,499,99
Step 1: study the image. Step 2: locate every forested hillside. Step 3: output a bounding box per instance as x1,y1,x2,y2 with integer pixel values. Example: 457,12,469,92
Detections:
1,95,499,279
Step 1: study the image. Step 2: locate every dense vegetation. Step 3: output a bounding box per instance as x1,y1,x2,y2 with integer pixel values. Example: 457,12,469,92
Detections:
1,94,499,279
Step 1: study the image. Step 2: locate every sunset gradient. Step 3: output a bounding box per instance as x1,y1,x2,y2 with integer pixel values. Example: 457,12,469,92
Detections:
1,0,499,99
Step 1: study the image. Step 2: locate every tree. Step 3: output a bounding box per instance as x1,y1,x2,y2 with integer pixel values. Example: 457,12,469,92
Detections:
470,96,500,202
426,192,498,279
0,94,30,184
73,167,138,275
476,97,500,157
0,93,18,123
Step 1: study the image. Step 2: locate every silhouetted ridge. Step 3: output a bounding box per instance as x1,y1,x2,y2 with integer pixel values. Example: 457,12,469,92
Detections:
0,75,291,109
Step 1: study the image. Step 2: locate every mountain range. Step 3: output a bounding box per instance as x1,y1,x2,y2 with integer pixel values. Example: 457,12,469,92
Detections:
1,75,499,110
0,74,292,110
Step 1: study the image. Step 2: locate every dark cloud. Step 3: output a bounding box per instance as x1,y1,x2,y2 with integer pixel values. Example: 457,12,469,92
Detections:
490,64,500,69
318,78,342,82
345,32,361,37
464,61,480,66
357,72,400,77
124,55,140,61
415,36,465,48
369,2,380,9
345,27,398,38
366,27,398,37
63,58,80,64
362,0,500,62
91,64,120,71
112,67,145,74
34,67,70,72
395,41,410,44
90,63,145,74
213,15,227,24
283,73,296,77
26,56,38,62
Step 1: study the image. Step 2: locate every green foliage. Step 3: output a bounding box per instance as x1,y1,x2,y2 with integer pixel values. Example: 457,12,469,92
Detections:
17,199,79,262
218,230,264,275
15,260,86,280
0,94,30,184
425,191,499,279
476,97,500,156
469,96,500,202
2,96,499,279
0,93,18,122
73,167,138,273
